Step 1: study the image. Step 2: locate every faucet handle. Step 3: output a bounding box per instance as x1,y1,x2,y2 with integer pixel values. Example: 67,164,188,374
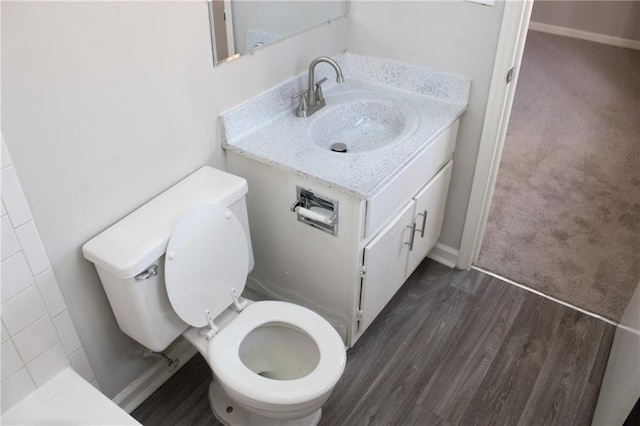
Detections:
292,90,307,99
315,77,328,103
315,77,328,88
293,90,308,117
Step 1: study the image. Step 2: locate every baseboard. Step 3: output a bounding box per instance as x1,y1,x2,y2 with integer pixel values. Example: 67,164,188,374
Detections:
529,21,640,51
112,338,198,413
427,243,459,269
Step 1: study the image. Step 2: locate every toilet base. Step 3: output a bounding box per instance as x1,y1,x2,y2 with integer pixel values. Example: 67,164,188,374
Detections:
208,380,322,426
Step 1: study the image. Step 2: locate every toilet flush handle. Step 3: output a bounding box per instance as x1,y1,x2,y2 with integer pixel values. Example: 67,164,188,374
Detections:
135,264,158,280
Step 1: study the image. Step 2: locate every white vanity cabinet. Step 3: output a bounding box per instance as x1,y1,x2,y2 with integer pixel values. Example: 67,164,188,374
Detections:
226,120,459,346
361,161,453,332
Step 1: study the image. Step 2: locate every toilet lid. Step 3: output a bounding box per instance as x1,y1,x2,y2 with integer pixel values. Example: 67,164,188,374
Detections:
164,203,249,327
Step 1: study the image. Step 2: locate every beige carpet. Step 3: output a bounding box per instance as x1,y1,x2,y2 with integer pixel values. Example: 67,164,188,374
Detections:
476,31,640,322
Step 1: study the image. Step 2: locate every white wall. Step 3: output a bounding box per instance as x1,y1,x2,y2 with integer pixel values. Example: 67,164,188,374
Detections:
346,0,505,250
1,137,96,412
1,1,346,398
531,1,640,41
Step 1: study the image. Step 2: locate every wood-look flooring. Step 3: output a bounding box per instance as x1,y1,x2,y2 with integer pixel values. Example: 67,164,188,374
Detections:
132,260,615,425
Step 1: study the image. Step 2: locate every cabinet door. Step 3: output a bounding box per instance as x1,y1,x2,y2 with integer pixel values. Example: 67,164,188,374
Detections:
360,200,415,332
406,161,453,277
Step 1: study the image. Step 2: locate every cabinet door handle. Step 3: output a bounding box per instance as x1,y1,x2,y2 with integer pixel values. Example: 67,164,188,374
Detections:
404,222,417,251
416,210,428,238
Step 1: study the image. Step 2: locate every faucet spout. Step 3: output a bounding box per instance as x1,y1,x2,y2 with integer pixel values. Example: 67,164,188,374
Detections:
308,56,345,101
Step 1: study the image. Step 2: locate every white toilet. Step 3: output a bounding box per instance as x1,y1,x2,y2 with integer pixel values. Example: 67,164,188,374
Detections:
82,167,346,426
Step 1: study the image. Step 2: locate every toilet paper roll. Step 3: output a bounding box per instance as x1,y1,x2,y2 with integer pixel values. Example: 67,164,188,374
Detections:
295,206,336,226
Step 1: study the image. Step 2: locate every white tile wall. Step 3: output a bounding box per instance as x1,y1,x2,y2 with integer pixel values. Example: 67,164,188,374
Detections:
2,286,48,335
27,342,70,387
1,216,21,260
1,138,96,412
15,221,50,275
35,269,67,316
1,253,35,303
1,141,11,169
1,322,10,343
1,341,24,381
1,166,32,227
13,316,59,363
53,311,82,355
1,368,36,411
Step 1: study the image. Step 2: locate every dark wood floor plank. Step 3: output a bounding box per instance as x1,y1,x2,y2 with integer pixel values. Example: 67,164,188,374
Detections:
132,354,217,425
400,405,453,426
320,260,460,425
338,274,478,425
458,293,564,426
516,309,607,426
449,267,492,296
131,260,614,426
589,323,616,386
417,277,527,424
574,382,601,426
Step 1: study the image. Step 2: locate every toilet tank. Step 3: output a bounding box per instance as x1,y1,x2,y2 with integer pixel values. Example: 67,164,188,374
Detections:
82,167,254,352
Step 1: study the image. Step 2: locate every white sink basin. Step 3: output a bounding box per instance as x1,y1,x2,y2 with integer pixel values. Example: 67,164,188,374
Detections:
308,94,420,153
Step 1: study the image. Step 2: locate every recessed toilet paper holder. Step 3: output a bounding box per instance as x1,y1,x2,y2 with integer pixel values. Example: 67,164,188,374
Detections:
291,187,338,236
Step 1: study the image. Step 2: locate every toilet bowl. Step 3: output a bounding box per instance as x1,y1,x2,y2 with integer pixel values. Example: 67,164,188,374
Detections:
167,203,346,425
82,167,346,426
209,301,345,419
184,300,345,425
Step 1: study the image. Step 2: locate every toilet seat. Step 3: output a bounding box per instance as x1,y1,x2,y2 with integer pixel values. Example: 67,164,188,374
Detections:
208,300,346,406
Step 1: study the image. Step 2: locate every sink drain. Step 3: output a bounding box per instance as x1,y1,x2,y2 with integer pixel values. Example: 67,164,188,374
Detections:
330,143,347,153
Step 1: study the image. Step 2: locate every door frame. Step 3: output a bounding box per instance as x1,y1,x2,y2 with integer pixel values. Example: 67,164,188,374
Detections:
456,0,535,269
207,0,236,65
223,0,235,56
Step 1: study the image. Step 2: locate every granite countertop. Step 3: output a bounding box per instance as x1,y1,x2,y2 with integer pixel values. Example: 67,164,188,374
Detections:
220,52,470,200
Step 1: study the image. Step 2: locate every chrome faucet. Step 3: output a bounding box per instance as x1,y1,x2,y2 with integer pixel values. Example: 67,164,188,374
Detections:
295,56,344,118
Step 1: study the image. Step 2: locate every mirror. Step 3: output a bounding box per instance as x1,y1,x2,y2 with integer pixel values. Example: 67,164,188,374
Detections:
207,0,347,65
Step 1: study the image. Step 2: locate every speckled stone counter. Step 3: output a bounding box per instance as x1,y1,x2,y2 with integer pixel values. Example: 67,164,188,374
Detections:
220,52,470,200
